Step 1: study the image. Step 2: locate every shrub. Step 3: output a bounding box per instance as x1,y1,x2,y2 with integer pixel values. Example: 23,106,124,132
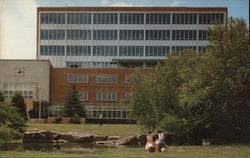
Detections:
10,130,23,140
0,127,12,147
55,115,63,124
70,114,81,124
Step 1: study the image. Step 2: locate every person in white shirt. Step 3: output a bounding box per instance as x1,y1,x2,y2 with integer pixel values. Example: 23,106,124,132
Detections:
155,130,167,152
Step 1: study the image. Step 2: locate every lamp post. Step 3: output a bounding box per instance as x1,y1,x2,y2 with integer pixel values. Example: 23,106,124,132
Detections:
37,84,41,123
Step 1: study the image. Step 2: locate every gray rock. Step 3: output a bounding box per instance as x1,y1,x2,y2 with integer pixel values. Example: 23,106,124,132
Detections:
93,135,108,141
107,136,123,140
115,136,139,145
59,133,94,143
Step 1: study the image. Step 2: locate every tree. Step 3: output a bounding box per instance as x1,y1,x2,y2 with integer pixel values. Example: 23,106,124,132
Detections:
11,92,27,120
179,17,250,142
0,91,4,102
128,17,249,143
63,84,86,117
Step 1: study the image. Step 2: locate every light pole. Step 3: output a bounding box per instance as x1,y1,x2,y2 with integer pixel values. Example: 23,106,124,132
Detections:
37,84,41,123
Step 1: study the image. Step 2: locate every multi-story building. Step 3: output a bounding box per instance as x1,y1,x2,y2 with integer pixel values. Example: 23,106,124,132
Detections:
36,7,227,121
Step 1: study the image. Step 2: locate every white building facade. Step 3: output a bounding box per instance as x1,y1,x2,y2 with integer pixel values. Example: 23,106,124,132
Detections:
37,7,227,68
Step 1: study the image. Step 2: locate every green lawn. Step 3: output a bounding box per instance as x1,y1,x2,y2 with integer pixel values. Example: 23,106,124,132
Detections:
0,145,249,158
26,123,142,136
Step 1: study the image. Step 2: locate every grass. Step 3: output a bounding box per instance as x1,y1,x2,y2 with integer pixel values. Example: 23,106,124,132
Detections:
26,123,142,136
0,145,249,158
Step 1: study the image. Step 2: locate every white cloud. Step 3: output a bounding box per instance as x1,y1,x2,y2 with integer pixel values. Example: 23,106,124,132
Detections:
111,2,133,6
100,0,110,5
168,1,183,6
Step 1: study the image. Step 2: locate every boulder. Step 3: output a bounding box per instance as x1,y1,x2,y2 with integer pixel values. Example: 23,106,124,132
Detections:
115,136,139,145
136,134,147,145
96,140,115,146
59,133,94,143
107,136,123,140
93,135,108,141
23,130,62,143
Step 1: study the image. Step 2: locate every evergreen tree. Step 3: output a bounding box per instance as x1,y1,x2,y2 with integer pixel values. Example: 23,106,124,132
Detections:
11,92,27,120
63,84,86,117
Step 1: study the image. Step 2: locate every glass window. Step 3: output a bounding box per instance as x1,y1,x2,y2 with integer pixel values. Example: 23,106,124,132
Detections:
93,13,118,24
68,74,89,83
119,30,144,40
79,92,88,101
119,46,143,56
145,46,170,56
93,46,117,56
146,13,170,24
96,92,117,101
120,13,144,24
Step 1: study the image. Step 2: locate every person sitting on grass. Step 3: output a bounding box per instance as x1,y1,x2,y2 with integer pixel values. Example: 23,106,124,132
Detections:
145,131,155,153
155,130,167,152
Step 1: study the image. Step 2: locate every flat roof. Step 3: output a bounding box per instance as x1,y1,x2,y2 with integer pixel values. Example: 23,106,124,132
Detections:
0,59,52,65
37,7,227,12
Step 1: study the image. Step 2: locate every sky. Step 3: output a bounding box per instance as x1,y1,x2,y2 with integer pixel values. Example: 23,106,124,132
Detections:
0,0,249,59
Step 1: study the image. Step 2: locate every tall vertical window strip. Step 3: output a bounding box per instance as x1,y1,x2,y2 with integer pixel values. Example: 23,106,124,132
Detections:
66,46,91,56
120,13,144,24
199,13,224,24
146,30,170,40
68,74,89,83
93,30,118,40
67,30,91,40
96,74,118,83
96,92,117,101
146,13,171,24
41,13,65,24
172,13,197,24
67,13,92,24
172,46,197,52
93,46,117,56
40,45,65,56
93,13,118,24
119,46,144,56
172,30,197,40
40,30,65,40
119,30,144,40
145,46,170,56
198,30,209,40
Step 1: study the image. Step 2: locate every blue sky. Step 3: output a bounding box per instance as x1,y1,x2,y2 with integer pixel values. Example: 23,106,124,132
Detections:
0,0,249,59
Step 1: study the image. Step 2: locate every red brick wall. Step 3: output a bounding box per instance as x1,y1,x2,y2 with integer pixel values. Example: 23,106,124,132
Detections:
50,68,153,103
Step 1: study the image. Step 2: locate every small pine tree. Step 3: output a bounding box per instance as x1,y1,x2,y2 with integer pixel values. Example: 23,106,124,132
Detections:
63,84,86,117
0,91,4,102
11,92,27,120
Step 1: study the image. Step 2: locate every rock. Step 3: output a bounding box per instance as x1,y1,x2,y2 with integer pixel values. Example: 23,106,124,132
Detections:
41,130,60,140
115,136,139,145
23,130,62,143
59,133,94,143
96,140,115,146
107,136,123,140
136,134,146,145
93,135,108,141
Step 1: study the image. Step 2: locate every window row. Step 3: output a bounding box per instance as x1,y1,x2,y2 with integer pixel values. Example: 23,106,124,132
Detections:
67,30,91,40
146,13,171,24
172,46,197,52
67,13,92,24
93,30,118,40
68,74,89,83
96,74,118,83
41,29,208,41
40,45,205,56
199,13,224,24
93,46,117,56
172,13,197,24
145,46,170,56
119,30,144,40
119,46,144,56
66,46,91,56
3,83,35,99
96,92,117,101
41,13,225,25
40,30,65,40
172,30,197,40
146,30,170,40
40,45,65,56
41,13,65,24
120,13,144,24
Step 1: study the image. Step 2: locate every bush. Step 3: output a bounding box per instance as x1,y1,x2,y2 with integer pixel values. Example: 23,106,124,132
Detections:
55,115,63,124
10,130,23,140
0,127,12,147
70,114,81,124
